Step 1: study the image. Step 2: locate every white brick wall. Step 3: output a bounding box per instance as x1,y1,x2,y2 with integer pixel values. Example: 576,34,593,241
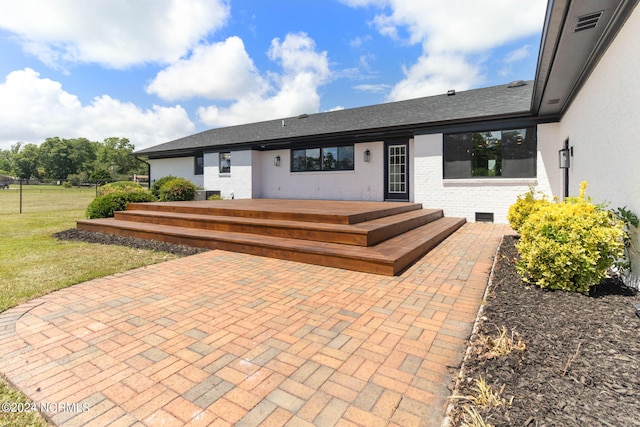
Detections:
148,157,203,188
555,5,640,285
204,150,255,199
258,142,384,200
413,132,557,223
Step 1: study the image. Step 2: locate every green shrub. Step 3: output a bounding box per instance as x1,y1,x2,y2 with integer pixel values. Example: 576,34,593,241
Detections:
515,182,625,294
207,194,223,200
62,181,73,188
158,177,196,202
86,191,157,219
507,187,552,233
98,181,144,196
150,175,178,198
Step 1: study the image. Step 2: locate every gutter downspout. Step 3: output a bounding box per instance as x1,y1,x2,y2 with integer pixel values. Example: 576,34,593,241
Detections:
133,156,152,190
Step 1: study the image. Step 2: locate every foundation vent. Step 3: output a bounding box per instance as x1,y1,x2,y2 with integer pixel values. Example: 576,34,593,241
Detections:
475,212,494,223
575,11,603,32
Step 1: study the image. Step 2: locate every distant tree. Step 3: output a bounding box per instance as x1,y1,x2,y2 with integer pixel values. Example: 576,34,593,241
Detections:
13,143,40,181
39,137,96,180
91,137,145,182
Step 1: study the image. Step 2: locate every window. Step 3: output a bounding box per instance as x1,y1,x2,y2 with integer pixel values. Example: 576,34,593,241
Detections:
219,152,231,174
194,153,204,175
292,146,354,172
443,127,536,179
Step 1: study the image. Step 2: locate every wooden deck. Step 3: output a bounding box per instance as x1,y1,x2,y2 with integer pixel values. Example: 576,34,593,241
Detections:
77,199,465,275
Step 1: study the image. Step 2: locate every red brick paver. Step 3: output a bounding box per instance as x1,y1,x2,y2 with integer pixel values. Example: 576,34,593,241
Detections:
0,224,511,426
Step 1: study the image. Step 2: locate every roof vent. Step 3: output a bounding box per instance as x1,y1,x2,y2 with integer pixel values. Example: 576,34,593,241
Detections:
297,113,309,119
507,80,527,88
447,89,456,96
575,11,602,32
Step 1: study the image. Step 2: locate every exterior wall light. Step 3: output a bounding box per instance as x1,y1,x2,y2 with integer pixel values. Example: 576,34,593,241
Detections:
364,149,371,163
559,147,570,168
274,155,281,167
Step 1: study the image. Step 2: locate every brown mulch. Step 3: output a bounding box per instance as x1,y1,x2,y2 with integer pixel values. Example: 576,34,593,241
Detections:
449,235,640,427
54,228,209,257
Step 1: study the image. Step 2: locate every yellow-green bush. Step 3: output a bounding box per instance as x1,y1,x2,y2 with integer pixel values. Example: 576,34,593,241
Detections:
515,182,625,294
98,181,144,195
507,187,551,233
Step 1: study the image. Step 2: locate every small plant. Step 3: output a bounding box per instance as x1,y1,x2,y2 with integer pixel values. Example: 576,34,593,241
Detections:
150,175,178,198
467,377,511,408
207,193,223,200
86,190,156,219
610,206,639,275
460,405,495,427
97,181,144,196
477,326,526,359
515,181,626,294
158,177,196,202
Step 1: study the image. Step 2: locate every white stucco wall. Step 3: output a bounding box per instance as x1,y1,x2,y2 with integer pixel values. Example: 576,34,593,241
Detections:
413,132,557,223
258,142,384,200
556,4,640,285
148,157,203,188
203,150,255,199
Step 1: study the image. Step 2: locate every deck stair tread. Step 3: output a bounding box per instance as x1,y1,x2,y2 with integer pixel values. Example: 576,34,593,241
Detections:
114,208,444,246
126,199,422,224
77,200,466,275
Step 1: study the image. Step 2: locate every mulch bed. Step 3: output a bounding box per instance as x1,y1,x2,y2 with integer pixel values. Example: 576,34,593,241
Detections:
54,228,209,257
449,235,640,427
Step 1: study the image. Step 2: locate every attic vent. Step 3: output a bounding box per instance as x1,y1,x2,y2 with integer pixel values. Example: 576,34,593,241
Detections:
507,80,526,88
575,11,603,32
547,99,561,105
447,89,456,96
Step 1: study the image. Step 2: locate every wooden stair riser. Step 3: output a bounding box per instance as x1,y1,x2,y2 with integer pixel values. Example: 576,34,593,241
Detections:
77,221,396,275
113,208,444,247
125,201,422,225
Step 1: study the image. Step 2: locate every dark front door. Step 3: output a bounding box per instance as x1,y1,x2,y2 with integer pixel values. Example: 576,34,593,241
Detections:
384,139,409,201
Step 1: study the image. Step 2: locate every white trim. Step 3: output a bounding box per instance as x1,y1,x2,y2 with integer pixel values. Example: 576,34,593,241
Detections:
443,178,538,187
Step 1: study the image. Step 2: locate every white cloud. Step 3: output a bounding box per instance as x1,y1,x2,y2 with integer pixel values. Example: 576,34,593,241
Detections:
504,45,534,63
353,83,392,93
146,37,267,101
342,0,547,100
0,68,195,150
0,0,230,69
197,32,331,127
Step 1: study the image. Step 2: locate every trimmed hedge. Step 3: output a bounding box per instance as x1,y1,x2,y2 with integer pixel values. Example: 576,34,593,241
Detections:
86,191,157,219
158,177,196,202
150,175,178,198
98,181,144,196
514,182,626,294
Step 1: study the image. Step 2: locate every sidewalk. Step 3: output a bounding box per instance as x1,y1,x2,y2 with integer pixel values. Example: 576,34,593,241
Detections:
0,223,511,426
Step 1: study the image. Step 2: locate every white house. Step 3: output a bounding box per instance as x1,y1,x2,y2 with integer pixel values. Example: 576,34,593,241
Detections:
136,0,640,282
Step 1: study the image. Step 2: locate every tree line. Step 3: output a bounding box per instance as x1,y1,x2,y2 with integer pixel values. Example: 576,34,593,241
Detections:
0,137,146,184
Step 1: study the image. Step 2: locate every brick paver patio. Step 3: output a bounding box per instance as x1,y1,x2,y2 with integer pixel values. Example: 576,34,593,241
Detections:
0,223,511,426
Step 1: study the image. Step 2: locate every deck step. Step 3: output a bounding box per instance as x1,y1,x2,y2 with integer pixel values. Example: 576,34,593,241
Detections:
77,215,465,275
126,199,422,224
114,208,444,246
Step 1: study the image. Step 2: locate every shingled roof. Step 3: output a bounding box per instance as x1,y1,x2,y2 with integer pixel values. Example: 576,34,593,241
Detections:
136,81,534,157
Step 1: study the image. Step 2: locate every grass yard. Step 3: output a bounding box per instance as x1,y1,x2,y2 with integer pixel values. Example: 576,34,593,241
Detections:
0,185,179,427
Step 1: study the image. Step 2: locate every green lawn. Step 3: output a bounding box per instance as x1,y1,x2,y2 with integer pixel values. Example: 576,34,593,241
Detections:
0,185,179,427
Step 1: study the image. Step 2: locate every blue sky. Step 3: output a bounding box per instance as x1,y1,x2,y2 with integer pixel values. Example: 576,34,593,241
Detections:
0,0,547,150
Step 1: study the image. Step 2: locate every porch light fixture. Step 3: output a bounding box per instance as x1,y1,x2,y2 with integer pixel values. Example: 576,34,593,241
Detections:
364,149,371,162
559,147,570,169
274,155,281,167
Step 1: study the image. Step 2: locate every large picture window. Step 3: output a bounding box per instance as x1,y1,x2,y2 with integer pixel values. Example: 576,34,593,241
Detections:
292,145,354,172
443,127,536,179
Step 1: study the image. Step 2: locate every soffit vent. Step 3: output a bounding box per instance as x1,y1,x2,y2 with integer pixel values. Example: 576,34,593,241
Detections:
547,99,561,105
575,11,603,32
